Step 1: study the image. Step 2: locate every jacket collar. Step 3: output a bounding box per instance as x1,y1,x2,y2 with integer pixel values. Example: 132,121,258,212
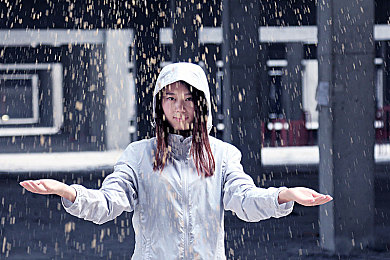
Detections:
167,134,192,160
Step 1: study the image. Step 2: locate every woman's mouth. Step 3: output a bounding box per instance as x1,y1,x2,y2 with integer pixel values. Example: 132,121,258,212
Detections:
173,117,187,122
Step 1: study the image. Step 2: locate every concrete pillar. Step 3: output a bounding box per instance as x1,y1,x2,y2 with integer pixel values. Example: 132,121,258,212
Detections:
259,43,270,123
134,4,162,139
281,43,303,121
204,44,220,136
317,0,375,254
222,0,263,176
87,44,105,150
171,0,201,62
104,30,133,150
221,0,232,142
63,45,89,144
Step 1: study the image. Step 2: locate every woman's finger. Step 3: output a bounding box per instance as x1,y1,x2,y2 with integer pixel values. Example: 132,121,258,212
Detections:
314,195,329,201
311,192,325,198
21,181,39,193
298,198,316,206
39,180,52,191
22,180,47,194
294,190,333,206
313,198,328,205
19,180,32,187
299,195,329,206
29,181,48,193
312,196,333,205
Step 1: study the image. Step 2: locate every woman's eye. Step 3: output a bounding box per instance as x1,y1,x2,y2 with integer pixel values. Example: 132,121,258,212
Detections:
186,97,193,101
167,97,175,101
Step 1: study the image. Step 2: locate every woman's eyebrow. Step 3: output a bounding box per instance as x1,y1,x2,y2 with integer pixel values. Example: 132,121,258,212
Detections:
164,92,192,96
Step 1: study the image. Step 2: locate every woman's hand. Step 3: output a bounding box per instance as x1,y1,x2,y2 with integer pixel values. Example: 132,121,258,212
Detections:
278,187,333,206
20,179,76,203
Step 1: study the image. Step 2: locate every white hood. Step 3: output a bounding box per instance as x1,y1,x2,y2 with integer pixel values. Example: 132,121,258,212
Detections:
152,62,213,133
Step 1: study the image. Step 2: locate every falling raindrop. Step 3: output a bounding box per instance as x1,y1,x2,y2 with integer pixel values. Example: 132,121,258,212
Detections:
1,0,390,259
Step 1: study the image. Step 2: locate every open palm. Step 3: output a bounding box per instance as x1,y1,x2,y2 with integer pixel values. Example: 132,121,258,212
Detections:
20,179,66,196
290,187,333,206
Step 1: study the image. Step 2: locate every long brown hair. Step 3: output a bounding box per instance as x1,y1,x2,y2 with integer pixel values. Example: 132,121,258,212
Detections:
153,81,215,177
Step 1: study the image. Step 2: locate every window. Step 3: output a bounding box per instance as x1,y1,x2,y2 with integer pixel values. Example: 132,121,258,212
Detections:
0,64,63,136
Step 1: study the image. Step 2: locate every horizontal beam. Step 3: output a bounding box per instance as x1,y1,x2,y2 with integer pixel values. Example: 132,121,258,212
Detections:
374,24,390,41
160,27,223,45
160,25,390,45
0,127,61,137
260,24,390,43
0,150,122,172
2,25,390,47
199,27,223,44
259,26,318,43
0,63,54,70
0,29,133,47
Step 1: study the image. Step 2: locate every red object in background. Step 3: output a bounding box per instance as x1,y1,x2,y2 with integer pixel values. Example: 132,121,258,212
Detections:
288,120,308,146
261,113,313,147
262,106,390,147
375,106,390,143
270,119,288,146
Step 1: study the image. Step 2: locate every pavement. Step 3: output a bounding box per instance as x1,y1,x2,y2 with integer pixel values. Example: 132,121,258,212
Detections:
0,145,389,259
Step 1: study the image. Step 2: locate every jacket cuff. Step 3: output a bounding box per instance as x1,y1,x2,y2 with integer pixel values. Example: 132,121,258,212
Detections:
274,187,294,217
61,184,83,211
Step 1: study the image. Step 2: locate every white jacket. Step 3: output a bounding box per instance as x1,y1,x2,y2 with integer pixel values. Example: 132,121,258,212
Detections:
62,63,294,260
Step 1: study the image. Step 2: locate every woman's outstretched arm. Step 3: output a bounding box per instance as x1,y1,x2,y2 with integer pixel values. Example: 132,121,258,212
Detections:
222,143,333,222
19,143,140,225
20,179,76,202
19,170,138,225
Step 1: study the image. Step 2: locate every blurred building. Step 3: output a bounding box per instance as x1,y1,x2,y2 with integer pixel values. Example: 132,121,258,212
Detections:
0,0,389,152
1,0,390,257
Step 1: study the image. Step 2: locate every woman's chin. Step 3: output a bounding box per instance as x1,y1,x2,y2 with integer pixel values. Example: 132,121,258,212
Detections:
172,124,191,132
174,127,190,131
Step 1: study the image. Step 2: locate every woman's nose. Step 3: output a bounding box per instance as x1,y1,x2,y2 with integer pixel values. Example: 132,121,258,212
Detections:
175,100,185,111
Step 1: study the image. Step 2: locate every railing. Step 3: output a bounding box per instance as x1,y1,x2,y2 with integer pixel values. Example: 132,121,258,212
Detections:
375,106,390,143
261,117,314,147
262,106,390,147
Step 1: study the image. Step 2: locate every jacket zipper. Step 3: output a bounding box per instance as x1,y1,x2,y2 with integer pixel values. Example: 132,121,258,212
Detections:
183,160,189,259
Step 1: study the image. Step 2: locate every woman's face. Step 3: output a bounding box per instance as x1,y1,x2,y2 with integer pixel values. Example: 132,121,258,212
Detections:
161,81,195,131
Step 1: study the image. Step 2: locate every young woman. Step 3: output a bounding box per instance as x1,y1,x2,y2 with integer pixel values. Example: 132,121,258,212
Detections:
20,62,332,259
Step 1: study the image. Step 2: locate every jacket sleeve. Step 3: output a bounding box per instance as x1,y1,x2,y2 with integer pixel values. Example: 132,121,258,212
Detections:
222,143,293,222
61,145,139,225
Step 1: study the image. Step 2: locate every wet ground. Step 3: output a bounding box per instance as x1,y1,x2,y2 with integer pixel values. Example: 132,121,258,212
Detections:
1,168,389,260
